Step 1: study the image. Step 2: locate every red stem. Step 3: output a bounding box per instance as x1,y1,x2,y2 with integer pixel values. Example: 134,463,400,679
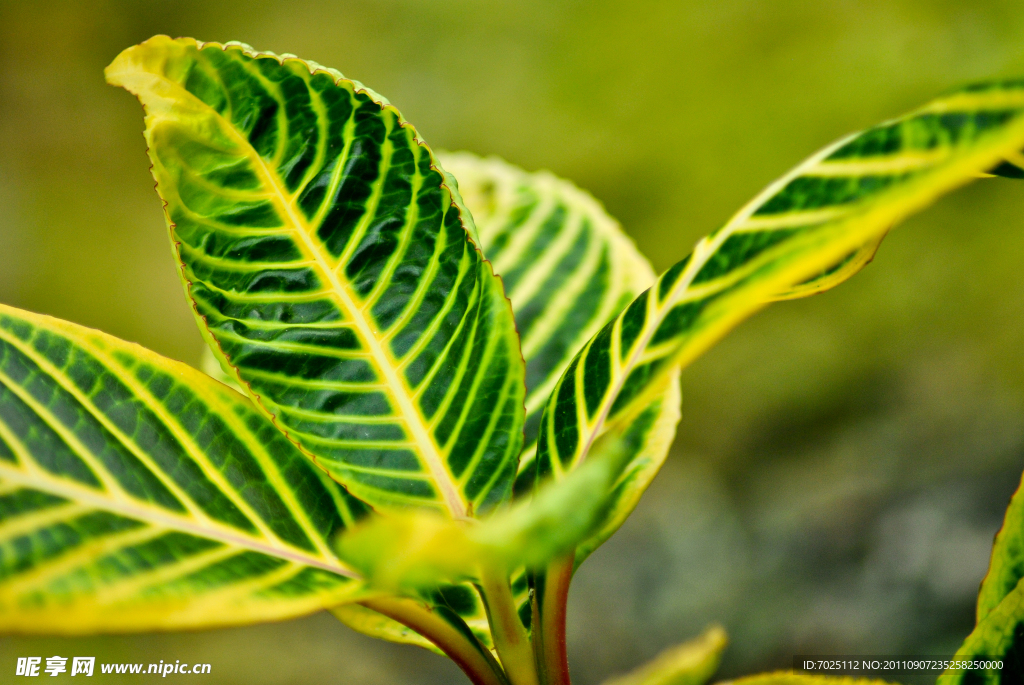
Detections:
533,555,574,685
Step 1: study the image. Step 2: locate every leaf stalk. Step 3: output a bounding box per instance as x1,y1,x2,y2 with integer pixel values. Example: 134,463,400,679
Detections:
479,565,540,685
358,597,509,685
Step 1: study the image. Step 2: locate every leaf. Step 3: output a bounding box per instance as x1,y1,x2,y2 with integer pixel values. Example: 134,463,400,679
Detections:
977,469,1024,621
770,231,887,301
716,676,897,685
937,576,1024,685
532,80,1024,487
440,152,680,568
331,602,442,653
573,366,680,566
600,625,727,685
336,581,498,653
0,304,369,633
437,152,658,492
335,427,640,591
779,142,1024,301
107,37,525,518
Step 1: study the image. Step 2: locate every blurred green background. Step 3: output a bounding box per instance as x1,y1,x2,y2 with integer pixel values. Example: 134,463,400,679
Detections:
3,0,1024,682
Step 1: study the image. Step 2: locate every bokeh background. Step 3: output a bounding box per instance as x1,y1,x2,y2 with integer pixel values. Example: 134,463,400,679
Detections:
3,1,1024,682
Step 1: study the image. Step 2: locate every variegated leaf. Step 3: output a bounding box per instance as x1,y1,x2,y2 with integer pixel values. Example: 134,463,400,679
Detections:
440,151,681,570
533,80,1024,489
437,152,657,492
778,141,1024,301
573,366,680,566
938,576,1024,685
107,37,525,518
0,304,368,633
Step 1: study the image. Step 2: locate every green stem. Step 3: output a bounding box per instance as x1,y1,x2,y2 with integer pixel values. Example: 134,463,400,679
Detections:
479,565,540,685
359,597,509,685
531,555,573,685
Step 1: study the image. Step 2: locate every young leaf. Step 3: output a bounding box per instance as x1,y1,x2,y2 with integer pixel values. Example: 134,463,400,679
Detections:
0,304,368,633
437,152,658,492
977,468,1024,622
937,576,1024,685
335,428,640,591
107,37,526,518
600,625,727,685
533,81,1024,490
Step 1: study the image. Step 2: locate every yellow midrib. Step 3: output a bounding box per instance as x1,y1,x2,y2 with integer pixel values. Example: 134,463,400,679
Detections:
0,461,358,578
150,71,468,518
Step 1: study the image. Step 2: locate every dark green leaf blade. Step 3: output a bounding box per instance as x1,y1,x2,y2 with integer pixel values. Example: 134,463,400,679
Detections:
0,304,368,633
106,37,526,518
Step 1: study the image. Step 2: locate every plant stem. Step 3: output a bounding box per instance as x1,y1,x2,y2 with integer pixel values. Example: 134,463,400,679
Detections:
359,597,509,685
531,555,573,685
479,565,540,685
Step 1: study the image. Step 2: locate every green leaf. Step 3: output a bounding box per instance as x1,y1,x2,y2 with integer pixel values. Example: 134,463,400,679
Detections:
770,231,886,301
776,141,1024,302
977,470,1024,621
331,602,442,653
333,582,496,652
600,625,727,685
938,576,1024,685
437,152,658,492
0,304,369,633
107,37,525,518
573,366,680,566
532,80,1024,489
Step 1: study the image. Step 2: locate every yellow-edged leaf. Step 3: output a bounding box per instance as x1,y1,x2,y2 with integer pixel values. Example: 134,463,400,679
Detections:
533,81,1024,499
0,304,369,633
107,37,525,518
